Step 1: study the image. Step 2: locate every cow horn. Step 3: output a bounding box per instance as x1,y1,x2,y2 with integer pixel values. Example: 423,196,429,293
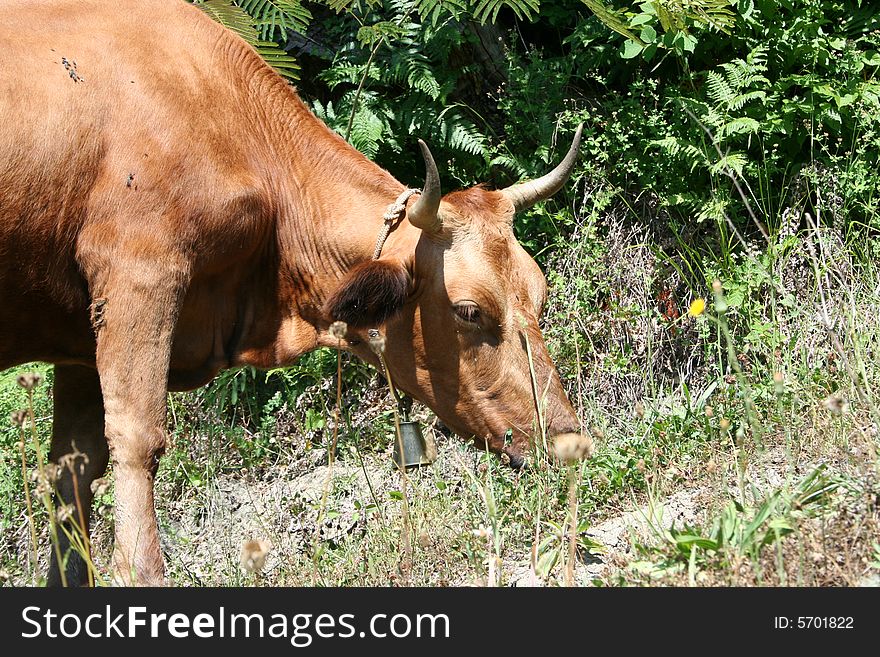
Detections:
407,139,442,232
501,123,584,212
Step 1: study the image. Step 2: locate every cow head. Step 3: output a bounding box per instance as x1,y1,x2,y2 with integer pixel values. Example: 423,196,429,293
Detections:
326,126,586,467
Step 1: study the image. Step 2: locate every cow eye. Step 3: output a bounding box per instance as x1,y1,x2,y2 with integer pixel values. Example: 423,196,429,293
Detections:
453,301,481,325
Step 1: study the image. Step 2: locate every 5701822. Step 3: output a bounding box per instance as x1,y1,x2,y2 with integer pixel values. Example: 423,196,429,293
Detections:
774,617,854,629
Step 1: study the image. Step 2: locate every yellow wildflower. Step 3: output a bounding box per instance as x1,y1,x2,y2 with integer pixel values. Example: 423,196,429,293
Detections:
688,298,706,317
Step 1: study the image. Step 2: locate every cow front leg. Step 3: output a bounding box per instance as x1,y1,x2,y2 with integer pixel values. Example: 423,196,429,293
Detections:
47,364,108,587
93,268,184,586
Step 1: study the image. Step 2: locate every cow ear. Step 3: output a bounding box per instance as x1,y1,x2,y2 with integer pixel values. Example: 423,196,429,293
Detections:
325,259,410,328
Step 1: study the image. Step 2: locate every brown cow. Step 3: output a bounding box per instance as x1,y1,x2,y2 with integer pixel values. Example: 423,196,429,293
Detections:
0,0,586,586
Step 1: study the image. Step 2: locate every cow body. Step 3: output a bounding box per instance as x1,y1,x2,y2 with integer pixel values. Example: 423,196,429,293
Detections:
1,0,586,586
1,0,398,382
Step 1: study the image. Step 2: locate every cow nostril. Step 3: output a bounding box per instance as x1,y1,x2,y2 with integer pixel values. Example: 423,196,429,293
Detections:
502,447,525,470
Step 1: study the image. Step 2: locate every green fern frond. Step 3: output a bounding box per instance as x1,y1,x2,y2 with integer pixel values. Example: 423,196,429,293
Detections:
695,193,730,223
720,60,767,92
348,105,387,158
719,61,746,89
311,98,337,123
407,59,441,99
708,48,769,114
320,62,382,88
702,105,725,129
386,50,442,99
254,42,301,78
357,21,408,46
650,136,707,171
718,117,761,139
415,0,469,25
706,71,734,106
238,0,312,40
327,0,383,13
710,152,748,177
442,117,487,155
449,127,485,156
746,45,769,70
727,90,766,112
197,0,260,41
473,0,540,25
195,1,301,80
490,153,529,180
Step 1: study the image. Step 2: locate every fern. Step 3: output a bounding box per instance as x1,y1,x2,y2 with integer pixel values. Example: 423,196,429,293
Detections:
706,70,734,107
726,90,766,113
490,153,529,180
650,136,708,171
712,48,770,112
719,63,768,97
718,117,761,140
357,20,409,46
386,48,442,99
310,98,338,124
200,1,496,162
695,193,730,223
709,152,747,177
405,55,442,99
194,1,301,79
439,111,487,155
473,0,540,24
327,0,384,12
197,0,260,40
320,62,382,87
348,105,387,158
416,0,470,25
237,0,311,40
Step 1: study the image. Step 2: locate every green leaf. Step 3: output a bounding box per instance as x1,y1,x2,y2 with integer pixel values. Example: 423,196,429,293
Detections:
672,534,719,551
680,32,697,53
536,545,560,577
621,39,644,59
582,0,644,43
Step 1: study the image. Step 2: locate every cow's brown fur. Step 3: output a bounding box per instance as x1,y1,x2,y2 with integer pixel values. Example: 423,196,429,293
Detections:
0,0,583,586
